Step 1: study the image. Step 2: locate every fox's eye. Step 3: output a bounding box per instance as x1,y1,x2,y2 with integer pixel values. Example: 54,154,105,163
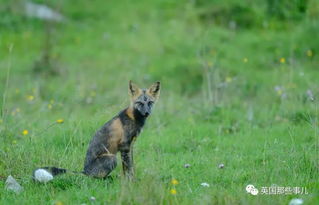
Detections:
148,101,154,106
136,102,143,106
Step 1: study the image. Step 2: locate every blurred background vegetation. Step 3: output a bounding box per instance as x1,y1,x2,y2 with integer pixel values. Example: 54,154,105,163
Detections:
1,0,318,97
0,0,318,204
0,0,319,95
0,0,318,127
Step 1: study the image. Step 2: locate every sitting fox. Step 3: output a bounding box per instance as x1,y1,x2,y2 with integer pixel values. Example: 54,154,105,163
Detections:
33,81,160,182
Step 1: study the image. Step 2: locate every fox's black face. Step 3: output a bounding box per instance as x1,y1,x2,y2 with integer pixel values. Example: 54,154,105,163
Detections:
129,81,160,118
134,91,154,117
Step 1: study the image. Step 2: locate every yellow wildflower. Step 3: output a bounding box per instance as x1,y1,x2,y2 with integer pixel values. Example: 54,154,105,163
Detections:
171,179,179,185
26,95,34,101
307,50,313,57
287,83,297,89
243,58,248,63
56,119,64,124
170,189,177,195
280,57,286,64
22,130,29,135
225,77,232,83
90,91,96,97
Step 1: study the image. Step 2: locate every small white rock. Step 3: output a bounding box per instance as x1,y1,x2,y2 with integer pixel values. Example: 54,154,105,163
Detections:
200,182,210,187
5,175,23,193
218,163,224,169
306,90,314,101
25,1,65,22
90,196,96,201
289,198,303,205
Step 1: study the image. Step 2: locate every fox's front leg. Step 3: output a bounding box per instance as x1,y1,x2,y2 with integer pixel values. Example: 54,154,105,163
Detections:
121,147,134,179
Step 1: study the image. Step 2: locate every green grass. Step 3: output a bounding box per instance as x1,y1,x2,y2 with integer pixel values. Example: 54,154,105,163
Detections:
0,0,318,204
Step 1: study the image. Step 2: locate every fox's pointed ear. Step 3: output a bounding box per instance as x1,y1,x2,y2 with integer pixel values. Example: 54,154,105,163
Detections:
129,80,140,96
148,81,160,99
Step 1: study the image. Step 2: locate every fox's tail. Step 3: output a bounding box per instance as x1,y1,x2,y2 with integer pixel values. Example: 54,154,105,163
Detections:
33,167,78,183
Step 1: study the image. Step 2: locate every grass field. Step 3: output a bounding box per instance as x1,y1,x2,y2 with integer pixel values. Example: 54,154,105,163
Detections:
0,0,318,204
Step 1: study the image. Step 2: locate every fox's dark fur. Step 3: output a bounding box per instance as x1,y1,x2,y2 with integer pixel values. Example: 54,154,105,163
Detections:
33,81,160,180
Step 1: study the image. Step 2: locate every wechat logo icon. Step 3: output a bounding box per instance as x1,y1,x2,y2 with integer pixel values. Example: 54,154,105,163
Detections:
246,184,259,195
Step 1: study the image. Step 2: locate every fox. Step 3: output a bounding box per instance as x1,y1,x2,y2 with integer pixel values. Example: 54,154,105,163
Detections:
33,81,160,182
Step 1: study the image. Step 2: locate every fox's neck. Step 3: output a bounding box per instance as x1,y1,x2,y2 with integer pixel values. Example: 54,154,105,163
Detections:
133,108,147,126
123,107,147,128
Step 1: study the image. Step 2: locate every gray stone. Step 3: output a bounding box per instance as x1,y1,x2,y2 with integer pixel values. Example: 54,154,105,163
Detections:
25,1,64,22
5,175,23,193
